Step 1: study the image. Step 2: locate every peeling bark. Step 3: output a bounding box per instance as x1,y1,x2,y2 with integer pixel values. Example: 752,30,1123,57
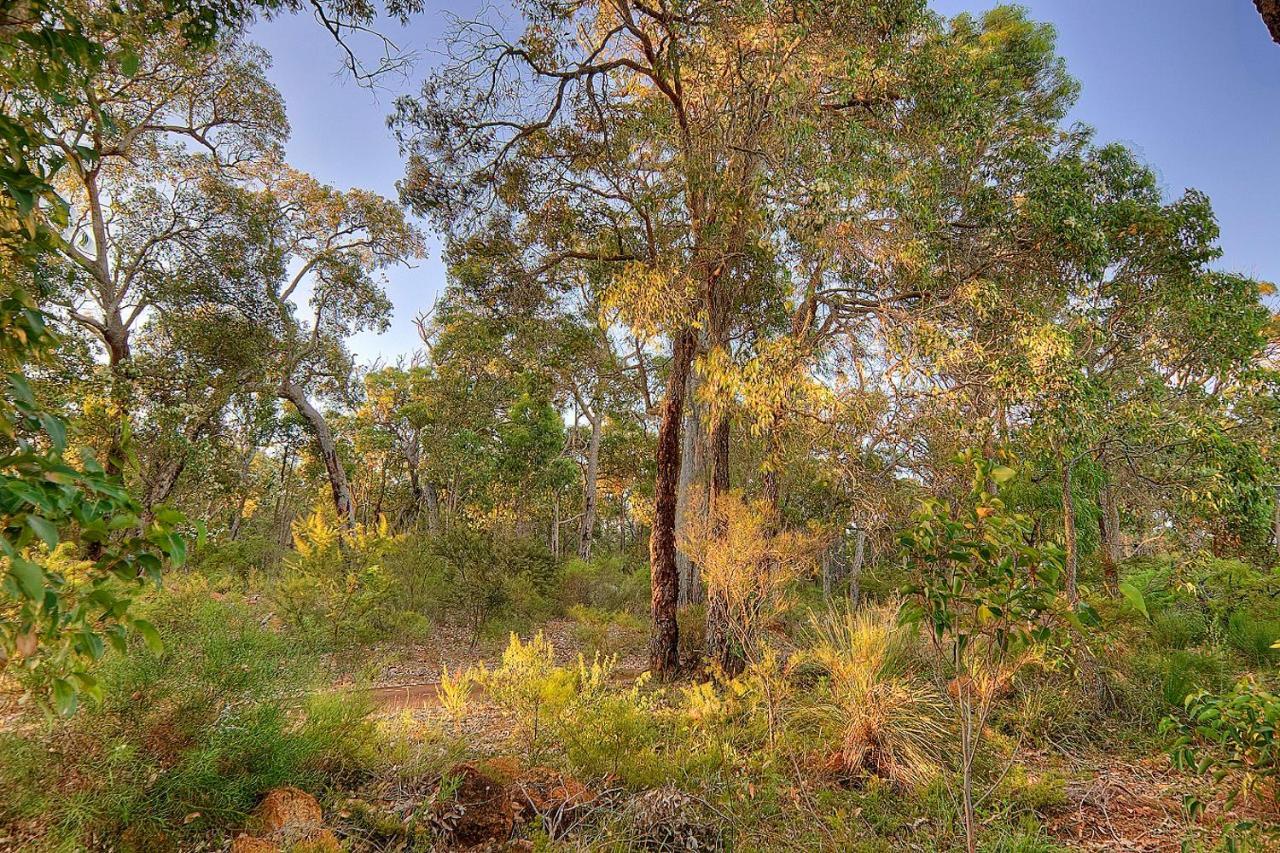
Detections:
649,329,698,678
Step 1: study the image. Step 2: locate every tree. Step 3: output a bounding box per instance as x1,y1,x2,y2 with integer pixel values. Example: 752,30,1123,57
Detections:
1257,0,1280,44
210,162,424,527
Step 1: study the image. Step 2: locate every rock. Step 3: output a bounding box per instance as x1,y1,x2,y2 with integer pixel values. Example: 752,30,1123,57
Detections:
432,763,515,848
254,786,325,835
510,767,596,835
234,787,339,853
627,786,720,851
230,836,279,853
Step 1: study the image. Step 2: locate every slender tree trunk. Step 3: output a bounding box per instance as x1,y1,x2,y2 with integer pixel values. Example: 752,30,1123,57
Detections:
649,329,697,678
279,379,356,528
578,406,603,560
676,372,706,605
1061,457,1078,604
849,527,866,607
424,481,441,534
1273,484,1280,565
1097,482,1122,593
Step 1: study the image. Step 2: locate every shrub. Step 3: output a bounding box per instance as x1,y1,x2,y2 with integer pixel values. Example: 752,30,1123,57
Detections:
1225,610,1280,666
794,603,947,789
1165,677,1280,812
568,605,645,659
1150,604,1209,650
558,554,649,614
0,585,381,848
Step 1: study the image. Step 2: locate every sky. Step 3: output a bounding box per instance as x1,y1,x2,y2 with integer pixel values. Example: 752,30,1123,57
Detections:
249,1,1280,363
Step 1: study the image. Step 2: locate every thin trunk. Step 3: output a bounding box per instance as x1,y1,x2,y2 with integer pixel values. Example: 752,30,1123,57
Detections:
423,481,441,535
1273,485,1280,565
279,379,355,529
676,371,705,605
1061,457,1078,605
649,329,697,678
578,406,603,560
848,528,866,607
1097,483,1121,594
821,549,831,599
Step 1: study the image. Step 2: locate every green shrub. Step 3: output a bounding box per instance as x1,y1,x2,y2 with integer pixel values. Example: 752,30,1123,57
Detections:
1150,604,1208,650
1157,649,1230,708
1225,610,1280,666
0,585,382,849
558,554,649,613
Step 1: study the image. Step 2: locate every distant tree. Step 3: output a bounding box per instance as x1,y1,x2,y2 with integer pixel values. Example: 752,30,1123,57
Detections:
1257,0,1280,43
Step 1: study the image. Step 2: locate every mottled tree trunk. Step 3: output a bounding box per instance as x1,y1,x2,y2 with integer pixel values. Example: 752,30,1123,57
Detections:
848,527,866,607
649,329,698,678
1097,483,1122,593
676,372,706,605
279,379,356,529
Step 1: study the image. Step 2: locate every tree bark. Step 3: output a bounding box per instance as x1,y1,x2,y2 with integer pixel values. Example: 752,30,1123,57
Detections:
848,527,866,607
649,328,698,678
1097,483,1122,593
1257,0,1280,43
578,403,603,560
1061,458,1078,605
279,379,356,528
676,371,706,605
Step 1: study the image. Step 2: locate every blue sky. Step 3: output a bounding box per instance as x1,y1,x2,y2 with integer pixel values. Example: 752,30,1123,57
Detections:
250,1,1280,362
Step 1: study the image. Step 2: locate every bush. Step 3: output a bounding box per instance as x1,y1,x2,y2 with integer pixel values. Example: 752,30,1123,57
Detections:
1225,610,1280,666
558,554,649,614
1150,604,1209,650
0,584,382,849
793,603,947,789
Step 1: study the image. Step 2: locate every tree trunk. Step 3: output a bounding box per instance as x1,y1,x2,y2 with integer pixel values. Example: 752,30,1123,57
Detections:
848,527,866,607
424,481,441,534
1061,458,1078,604
1097,483,1122,593
578,405,603,560
676,371,706,605
649,329,697,678
1257,0,1280,43
279,379,356,528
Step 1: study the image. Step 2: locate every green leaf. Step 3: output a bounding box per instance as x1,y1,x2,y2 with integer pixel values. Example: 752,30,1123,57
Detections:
991,465,1016,484
51,678,78,717
9,558,44,599
1118,581,1149,620
26,515,58,549
133,619,163,654
120,50,139,77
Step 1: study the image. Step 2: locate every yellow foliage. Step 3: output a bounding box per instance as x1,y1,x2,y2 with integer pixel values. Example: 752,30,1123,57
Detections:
679,489,821,656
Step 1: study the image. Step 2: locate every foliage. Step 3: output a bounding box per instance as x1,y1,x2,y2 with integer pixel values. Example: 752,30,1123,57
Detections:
902,454,1066,852
0,583,381,848
1,290,186,714
797,603,948,790
1165,678,1280,814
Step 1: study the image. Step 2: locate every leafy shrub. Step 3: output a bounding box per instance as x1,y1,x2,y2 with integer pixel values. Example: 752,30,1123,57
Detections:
569,605,645,659
0,584,381,848
558,554,649,613
1165,677,1280,812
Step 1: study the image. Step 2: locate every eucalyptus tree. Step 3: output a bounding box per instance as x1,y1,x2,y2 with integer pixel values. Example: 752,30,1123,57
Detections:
393,0,1103,675
210,162,424,527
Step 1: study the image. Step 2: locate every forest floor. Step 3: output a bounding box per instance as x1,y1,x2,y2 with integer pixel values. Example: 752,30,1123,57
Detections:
317,624,1260,853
